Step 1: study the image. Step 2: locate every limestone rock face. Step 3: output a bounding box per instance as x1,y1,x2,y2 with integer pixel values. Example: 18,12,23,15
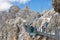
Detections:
0,5,42,40
32,9,55,29
47,12,60,33
8,6,20,19
0,5,56,40
16,6,40,25
9,6,19,13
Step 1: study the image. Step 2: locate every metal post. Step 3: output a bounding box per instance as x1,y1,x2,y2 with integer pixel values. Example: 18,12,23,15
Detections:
55,29,60,40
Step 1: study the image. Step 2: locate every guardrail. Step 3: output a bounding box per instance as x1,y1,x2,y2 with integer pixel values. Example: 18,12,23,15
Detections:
23,25,60,40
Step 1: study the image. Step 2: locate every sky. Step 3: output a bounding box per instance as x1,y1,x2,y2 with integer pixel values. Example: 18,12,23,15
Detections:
0,0,52,12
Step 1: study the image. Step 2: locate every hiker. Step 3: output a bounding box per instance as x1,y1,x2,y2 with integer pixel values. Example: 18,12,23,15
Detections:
42,26,45,33
44,22,48,28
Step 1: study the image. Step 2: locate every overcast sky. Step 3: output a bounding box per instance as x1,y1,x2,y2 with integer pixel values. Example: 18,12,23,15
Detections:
0,0,52,12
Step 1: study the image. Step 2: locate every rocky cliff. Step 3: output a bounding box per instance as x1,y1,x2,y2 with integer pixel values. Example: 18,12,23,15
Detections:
0,5,56,40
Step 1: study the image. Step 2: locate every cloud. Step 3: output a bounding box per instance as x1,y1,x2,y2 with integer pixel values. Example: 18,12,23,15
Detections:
0,0,31,11
0,2,12,11
9,0,31,4
19,0,30,4
0,0,12,11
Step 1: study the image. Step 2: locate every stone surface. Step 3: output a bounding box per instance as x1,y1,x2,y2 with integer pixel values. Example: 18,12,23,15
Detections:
0,5,57,40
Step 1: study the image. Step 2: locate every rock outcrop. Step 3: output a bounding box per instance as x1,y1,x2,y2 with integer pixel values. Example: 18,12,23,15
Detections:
0,5,42,40
0,5,57,40
52,0,60,13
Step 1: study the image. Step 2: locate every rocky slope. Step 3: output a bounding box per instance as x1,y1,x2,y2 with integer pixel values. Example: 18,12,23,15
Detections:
0,5,55,40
